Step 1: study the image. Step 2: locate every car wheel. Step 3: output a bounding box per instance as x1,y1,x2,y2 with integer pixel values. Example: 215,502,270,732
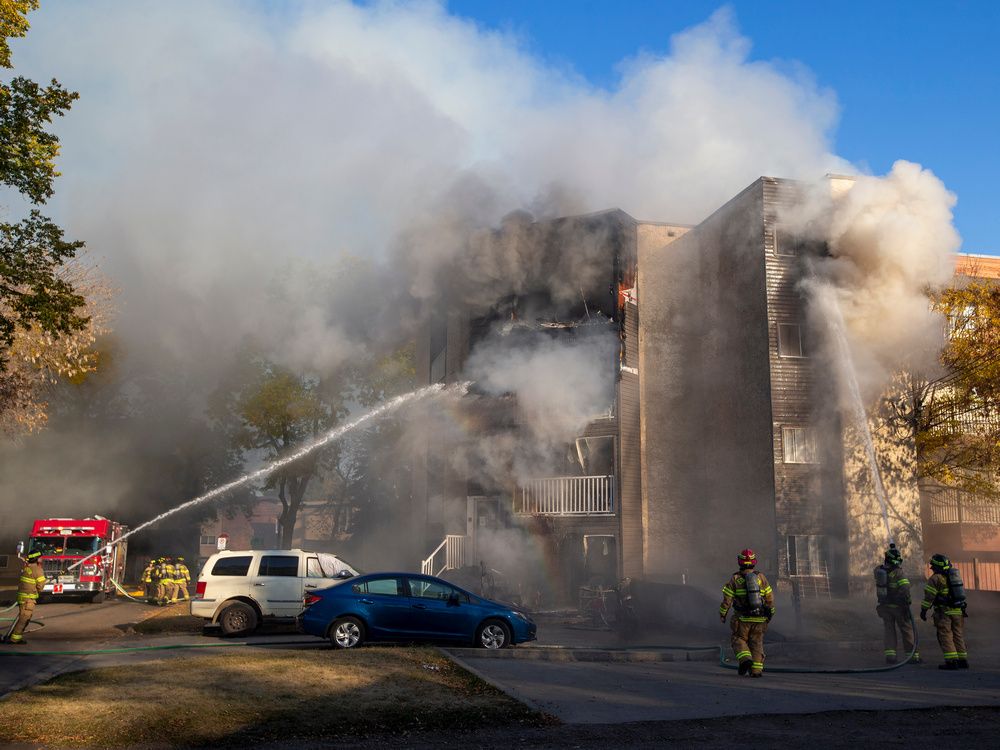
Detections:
218,602,258,637
90,591,105,604
476,619,511,649
329,616,365,649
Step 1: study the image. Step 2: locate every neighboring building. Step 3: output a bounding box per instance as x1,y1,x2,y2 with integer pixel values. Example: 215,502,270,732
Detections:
197,498,281,570
920,252,1000,590
412,176,926,602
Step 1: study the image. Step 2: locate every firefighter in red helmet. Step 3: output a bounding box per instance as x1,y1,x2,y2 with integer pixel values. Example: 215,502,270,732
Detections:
719,548,774,677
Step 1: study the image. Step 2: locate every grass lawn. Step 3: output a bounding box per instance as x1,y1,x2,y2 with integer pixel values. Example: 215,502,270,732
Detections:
0,647,547,747
131,605,205,635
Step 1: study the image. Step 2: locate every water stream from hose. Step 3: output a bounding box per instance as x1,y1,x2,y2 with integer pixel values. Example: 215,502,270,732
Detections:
70,382,470,570
820,288,894,544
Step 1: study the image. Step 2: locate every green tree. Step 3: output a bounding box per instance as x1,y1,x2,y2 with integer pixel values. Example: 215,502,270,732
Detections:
222,355,349,549
0,0,88,376
891,280,1000,500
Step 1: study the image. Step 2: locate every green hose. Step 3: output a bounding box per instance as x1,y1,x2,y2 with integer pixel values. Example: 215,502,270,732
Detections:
716,609,920,674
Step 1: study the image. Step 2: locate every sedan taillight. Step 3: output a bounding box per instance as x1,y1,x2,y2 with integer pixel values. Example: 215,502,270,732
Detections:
303,593,322,607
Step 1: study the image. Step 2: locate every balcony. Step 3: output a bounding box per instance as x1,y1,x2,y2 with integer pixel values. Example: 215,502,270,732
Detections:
515,475,615,516
928,493,1000,525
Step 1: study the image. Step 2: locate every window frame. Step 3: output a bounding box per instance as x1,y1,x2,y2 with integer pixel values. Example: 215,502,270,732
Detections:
777,322,806,358
782,426,819,464
200,535,217,546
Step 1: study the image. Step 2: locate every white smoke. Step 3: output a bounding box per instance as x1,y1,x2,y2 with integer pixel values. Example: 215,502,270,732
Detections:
1,1,963,537
797,162,961,398
466,330,618,453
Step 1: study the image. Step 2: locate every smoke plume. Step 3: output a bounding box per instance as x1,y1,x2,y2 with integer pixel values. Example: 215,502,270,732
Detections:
0,1,961,561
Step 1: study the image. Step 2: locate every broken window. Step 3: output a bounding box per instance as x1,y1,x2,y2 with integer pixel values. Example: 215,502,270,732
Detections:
573,436,614,476
777,323,806,358
782,426,818,464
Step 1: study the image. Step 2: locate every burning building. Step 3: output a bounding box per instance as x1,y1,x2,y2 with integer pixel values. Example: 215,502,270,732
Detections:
410,175,994,602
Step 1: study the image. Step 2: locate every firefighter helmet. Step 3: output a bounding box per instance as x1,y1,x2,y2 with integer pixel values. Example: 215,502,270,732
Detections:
884,544,902,567
737,549,757,569
930,553,951,572
26,550,42,561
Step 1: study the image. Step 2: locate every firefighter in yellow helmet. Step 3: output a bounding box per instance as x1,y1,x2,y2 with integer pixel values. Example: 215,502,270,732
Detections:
874,543,920,664
154,557,167,605
163,557,179,604
920,554,969,670
719,548,774,677
141,559,156,601
6,550,47,645
174,557,191,601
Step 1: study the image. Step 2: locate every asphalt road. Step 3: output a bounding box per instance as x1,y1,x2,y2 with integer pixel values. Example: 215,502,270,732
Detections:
451,652,1000,723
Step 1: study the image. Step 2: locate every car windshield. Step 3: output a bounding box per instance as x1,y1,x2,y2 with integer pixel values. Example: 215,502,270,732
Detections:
28,537,65,556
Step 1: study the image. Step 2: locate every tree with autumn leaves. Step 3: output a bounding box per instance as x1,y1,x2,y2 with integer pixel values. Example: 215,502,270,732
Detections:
891,277,1000,502
0,1,107,434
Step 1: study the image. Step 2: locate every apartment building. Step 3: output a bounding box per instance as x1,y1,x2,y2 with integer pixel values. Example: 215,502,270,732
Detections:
412,176,927,602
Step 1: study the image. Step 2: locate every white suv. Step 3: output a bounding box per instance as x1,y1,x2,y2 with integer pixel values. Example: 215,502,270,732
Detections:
191,549,358,635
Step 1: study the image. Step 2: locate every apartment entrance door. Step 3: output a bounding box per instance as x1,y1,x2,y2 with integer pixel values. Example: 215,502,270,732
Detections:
467,495,504,565
583,535,617,587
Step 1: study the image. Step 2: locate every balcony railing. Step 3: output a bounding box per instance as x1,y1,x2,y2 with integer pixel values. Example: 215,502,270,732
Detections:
516,475,615,516
929,492,1000,525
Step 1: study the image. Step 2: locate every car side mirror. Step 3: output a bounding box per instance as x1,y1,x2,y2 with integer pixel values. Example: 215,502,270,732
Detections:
336,570,355,579
448,593,460,607
16,541,25,556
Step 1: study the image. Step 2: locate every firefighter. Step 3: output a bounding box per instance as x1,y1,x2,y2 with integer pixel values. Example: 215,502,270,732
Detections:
874,543,920,664
7,550,46,645
719,548,774,677
163,557,179,604
174,557,191,601
920,554,969,670
154,557,167,605
141,559,156,601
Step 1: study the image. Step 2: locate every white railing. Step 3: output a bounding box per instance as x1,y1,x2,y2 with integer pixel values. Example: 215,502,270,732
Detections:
516,475,615,516
420,534,469,576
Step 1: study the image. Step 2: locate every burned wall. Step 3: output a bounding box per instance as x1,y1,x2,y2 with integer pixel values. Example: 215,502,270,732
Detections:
638,182,777,588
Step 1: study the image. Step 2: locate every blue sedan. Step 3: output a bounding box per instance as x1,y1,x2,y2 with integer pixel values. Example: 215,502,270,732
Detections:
298,572,537,649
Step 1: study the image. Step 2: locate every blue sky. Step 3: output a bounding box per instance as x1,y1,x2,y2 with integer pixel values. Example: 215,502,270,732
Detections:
448,1,999,254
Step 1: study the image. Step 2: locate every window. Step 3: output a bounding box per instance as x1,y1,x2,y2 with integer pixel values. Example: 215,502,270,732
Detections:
574,436,615,476
782,426,819,464
777,323,806,358
774,228,797,257
363,577,404,596
63,536,101,556
786,535,824,576
409,578,466,602
211,555,252,577
200,535,217,546
306,557,322,578
258,555,299,577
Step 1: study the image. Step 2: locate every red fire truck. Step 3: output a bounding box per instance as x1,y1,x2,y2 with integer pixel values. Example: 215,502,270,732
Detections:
25,516,128,603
